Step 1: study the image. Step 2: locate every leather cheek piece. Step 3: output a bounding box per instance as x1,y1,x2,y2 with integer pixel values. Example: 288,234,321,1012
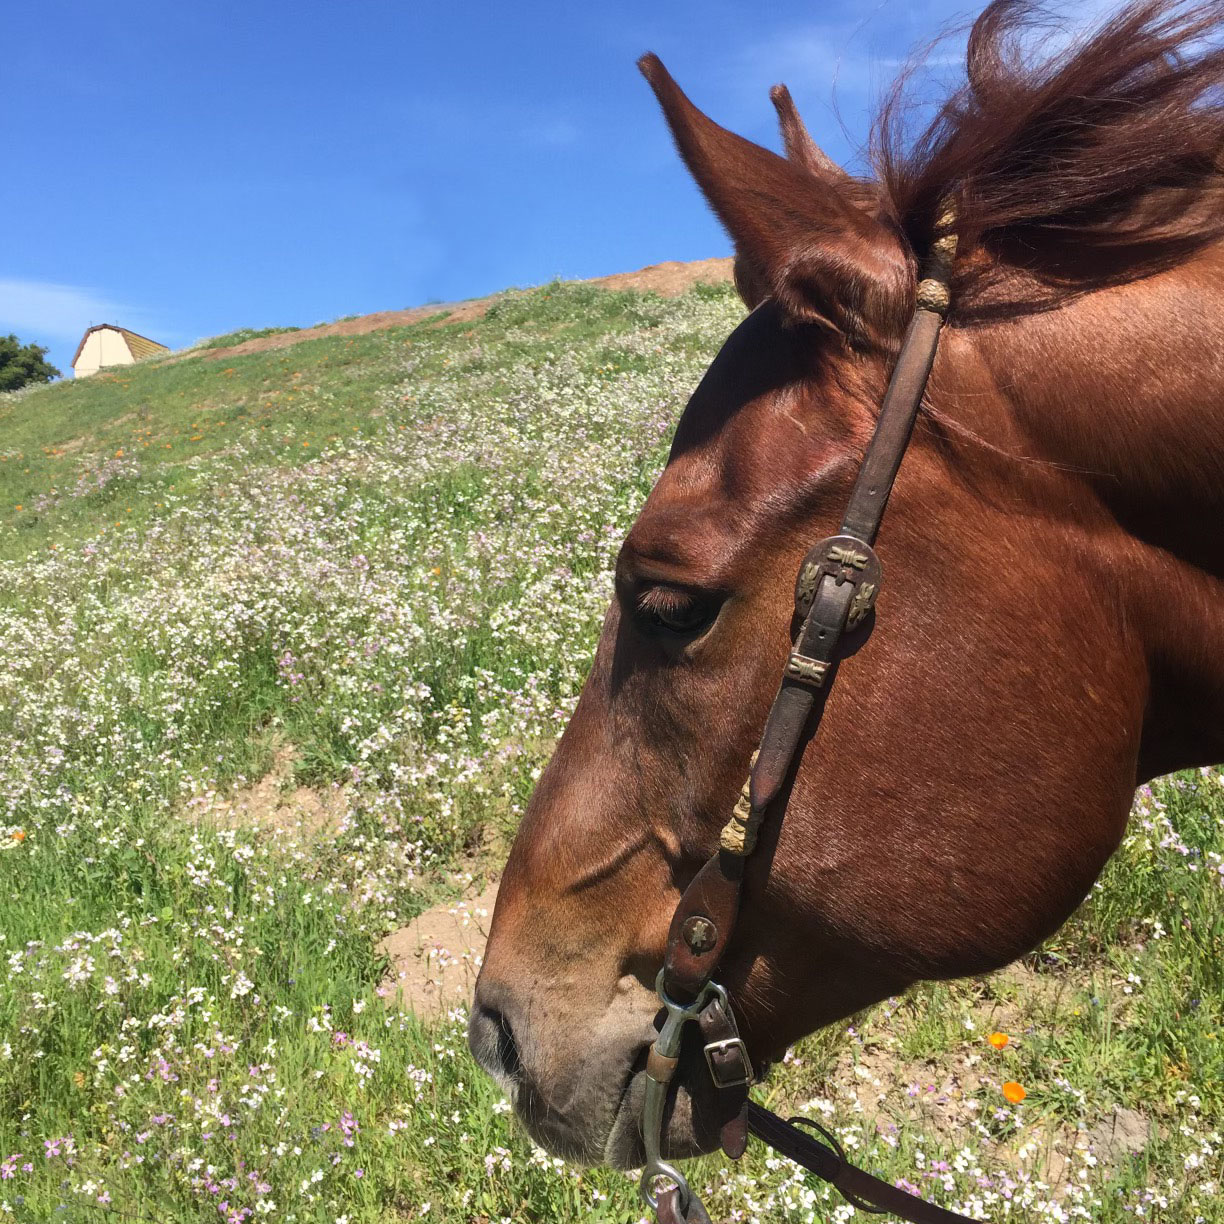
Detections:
662,852,744,1001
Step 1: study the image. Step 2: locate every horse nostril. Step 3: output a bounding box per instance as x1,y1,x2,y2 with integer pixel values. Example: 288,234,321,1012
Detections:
470,1003,524,1084
491,1006,524,1081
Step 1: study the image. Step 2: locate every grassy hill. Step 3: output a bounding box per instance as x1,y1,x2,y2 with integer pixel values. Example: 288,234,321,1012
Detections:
0,281,1220,1222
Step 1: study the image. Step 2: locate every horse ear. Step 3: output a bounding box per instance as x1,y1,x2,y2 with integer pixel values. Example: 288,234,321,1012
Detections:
769,83,843,179
769,83,892,224
638,54,912,346
732,85,843,312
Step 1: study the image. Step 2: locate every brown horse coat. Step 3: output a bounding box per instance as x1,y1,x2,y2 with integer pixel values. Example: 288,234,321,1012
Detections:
470,0,1224,1167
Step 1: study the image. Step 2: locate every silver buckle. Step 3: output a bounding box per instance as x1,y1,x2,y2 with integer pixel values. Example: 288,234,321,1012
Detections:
703,1036,754,1088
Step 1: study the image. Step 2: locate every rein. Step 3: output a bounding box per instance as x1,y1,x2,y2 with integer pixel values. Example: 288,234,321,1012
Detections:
640,215,980,1224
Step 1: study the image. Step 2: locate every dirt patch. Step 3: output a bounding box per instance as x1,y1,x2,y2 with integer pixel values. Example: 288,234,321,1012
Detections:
57,411,141,458
180,257,734,363
198,744,349,845
592,256,734,296
1084,1106,1150,1165
378,877,499,1017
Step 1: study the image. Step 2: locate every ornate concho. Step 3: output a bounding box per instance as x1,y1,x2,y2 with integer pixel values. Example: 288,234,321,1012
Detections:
793,534,883,629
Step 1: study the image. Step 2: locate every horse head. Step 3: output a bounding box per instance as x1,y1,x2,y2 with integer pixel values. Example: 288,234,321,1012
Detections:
469,0,1224,1171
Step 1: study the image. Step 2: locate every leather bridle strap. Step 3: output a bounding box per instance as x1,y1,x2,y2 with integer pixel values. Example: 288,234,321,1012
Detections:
744,1104,978,1224
655,1103,980,1224
660,225,958,1007
641,214,972,1224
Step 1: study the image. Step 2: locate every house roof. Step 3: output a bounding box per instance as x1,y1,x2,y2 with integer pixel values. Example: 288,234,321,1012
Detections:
71,324,170,368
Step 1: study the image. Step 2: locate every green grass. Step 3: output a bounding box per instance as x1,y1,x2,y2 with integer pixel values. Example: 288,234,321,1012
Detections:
0,278,1220,1222
197,326,304,351
0,281,693,564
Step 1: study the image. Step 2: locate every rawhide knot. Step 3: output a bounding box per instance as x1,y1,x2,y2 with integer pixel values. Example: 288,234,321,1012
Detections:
915,201,958,318
719,750,760,856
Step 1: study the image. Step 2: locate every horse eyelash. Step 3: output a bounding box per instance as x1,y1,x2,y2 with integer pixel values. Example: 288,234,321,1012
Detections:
635,586,695,619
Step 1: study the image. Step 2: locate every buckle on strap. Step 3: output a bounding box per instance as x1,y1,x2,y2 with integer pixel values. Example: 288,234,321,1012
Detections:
697,991,755,1090
793,534,882,628
703,1034,753,1089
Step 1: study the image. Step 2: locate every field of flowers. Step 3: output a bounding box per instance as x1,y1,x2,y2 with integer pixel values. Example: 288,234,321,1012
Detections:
0,281,1220,1223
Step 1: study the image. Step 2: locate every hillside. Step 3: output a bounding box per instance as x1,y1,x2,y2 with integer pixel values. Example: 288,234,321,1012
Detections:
0,274,1220,1223
0,259,733,565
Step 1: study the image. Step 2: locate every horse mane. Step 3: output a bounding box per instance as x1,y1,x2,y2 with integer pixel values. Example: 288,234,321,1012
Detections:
873,0,1224,315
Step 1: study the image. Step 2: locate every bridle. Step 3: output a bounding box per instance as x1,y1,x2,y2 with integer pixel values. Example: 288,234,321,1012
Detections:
641,209,972,1224
639,214,983,1224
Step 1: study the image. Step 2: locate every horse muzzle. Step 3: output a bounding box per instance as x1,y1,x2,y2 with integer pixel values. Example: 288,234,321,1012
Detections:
468,974,737,1169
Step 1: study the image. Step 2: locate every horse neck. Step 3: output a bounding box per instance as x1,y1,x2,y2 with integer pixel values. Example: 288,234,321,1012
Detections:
945,247,1224,778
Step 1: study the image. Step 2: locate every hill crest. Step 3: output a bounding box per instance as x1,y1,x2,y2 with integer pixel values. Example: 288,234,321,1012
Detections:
195,256,734,361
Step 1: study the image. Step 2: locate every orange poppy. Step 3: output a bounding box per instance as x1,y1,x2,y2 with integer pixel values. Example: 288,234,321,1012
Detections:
988,1032,1010,1050
1002,1081,1026,1104
11,830,26,842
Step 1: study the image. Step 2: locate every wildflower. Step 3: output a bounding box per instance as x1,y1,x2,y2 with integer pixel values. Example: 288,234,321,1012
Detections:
987,1032,1010,1050
1002,1081,1026,1104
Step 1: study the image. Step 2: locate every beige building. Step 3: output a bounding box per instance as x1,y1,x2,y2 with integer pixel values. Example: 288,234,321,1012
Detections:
71,325,169,377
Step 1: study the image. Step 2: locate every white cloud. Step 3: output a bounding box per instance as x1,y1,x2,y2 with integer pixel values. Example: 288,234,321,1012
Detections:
0,278,126,340
734,1,974,109
738,26,876,100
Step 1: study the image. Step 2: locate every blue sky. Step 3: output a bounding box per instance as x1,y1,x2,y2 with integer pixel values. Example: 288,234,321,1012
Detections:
4,0,973,374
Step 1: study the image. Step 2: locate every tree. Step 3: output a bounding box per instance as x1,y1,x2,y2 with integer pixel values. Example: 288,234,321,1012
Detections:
0,334,60,392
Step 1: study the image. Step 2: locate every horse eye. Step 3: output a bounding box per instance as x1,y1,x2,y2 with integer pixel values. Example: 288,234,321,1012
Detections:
635,587,717,637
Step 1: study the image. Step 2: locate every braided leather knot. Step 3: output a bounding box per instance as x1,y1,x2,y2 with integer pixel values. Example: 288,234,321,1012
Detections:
915,204,958,318
719,752,761,855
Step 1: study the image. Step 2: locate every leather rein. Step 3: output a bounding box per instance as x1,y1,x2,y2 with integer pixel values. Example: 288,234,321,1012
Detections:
640,215,981,1224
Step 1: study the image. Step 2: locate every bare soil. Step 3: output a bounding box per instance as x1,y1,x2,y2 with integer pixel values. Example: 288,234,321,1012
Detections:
198,745,498,1016
378,877,499,1017
198,743,349,845
782,962,1152,1187
191,257,734,362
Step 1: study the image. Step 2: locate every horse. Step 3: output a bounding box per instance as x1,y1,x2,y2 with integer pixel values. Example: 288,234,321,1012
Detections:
468,0,1224,1185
